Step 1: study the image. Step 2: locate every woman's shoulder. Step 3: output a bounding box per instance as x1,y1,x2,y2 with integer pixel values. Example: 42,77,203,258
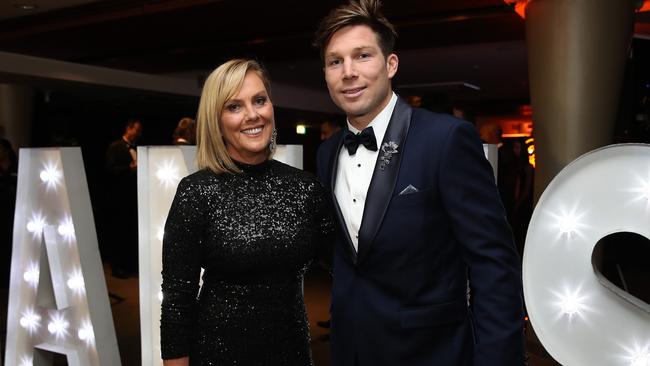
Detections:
177,168,224,191
270,160,324,192
271,160,316,180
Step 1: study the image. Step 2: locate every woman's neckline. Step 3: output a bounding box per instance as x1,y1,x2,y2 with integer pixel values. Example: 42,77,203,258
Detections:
233,158,273,174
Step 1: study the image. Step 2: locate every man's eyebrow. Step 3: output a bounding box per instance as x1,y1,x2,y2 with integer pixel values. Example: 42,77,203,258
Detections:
325,51,340,58
325,46,374,58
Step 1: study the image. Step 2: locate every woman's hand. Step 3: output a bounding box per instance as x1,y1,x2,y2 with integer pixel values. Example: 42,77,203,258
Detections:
163,357,189,366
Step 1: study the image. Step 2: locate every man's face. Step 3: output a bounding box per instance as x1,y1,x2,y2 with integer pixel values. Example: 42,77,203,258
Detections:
126,122,143,142
323,25,398,128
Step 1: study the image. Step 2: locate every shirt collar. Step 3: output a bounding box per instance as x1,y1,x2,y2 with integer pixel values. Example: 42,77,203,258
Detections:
346,92,397,148
122,136,134,146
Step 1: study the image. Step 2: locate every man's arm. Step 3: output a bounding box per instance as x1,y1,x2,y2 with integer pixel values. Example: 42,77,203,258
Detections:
438,121,526,366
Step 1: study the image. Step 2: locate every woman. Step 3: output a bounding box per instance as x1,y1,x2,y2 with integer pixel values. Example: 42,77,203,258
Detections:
172,117,196,145
160,59,333,366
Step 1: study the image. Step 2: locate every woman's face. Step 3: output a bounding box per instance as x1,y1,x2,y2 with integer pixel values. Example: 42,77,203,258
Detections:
220,71,274,165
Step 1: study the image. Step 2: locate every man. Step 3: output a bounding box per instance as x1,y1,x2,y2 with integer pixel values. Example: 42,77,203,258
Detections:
314,1,526,365
105,118,142,278
107,119,142,173
321,120,343,141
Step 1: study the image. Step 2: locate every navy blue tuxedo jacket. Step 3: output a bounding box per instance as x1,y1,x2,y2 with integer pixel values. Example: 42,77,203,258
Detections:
316,98,526,366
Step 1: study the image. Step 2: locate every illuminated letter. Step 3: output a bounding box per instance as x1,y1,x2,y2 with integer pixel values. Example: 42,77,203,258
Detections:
5,147,121,365
524,144,650,365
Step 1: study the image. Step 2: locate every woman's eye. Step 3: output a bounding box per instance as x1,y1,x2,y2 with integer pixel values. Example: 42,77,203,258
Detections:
255,96,267,105
226,104,240,112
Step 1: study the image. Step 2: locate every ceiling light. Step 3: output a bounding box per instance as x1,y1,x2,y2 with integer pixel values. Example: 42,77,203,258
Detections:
296,125,307,135
13,3,38,11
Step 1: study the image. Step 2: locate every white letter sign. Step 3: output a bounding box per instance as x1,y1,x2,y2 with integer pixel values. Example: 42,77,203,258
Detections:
524,144,650,366
4,147,121,366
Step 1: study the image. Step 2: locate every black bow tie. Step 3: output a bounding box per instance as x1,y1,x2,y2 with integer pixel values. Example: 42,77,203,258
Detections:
343,127,377,155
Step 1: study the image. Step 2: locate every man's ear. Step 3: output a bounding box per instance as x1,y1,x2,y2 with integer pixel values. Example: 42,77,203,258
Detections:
387,53,399,79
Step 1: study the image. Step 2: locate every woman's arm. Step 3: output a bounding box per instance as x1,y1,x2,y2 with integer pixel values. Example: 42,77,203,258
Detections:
313,180,335,273
160,177,205,361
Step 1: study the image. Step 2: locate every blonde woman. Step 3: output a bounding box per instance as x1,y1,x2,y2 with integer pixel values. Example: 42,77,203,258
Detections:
160,59,332,366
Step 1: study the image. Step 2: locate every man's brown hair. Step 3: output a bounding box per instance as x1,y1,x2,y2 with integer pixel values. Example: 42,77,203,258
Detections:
314,0,397,62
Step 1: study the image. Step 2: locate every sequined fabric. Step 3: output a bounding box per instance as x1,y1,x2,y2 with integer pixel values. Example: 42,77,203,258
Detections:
160,159,333,365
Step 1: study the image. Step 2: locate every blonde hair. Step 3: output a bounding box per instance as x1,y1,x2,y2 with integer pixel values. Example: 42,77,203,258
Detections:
196,59,272,174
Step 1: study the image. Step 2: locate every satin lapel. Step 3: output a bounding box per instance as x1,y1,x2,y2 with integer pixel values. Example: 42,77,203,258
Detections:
357,98,412,264
329,134,358,265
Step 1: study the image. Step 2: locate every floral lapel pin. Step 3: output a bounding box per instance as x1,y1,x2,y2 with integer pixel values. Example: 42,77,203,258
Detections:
379,141,399,171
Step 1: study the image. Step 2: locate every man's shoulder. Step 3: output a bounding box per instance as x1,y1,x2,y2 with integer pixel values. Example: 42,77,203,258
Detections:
107,138,127,150
410,108,465,131
403,109,478,152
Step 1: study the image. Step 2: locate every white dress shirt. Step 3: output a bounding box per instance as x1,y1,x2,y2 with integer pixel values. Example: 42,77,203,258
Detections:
335,93,398,251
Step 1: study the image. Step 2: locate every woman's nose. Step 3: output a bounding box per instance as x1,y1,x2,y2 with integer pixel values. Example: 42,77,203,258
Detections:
244,104,259,121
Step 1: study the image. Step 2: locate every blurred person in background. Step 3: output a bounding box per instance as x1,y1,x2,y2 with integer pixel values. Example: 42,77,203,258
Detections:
105,119,142,278
173,117,197,145
320,120,342,141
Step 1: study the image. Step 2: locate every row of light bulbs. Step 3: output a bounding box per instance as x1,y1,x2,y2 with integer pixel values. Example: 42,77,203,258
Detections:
18,309,95,361
544,180,650,365
22,264,85,293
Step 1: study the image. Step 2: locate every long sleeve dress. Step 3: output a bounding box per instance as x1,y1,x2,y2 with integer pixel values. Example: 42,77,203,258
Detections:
160,159,333,366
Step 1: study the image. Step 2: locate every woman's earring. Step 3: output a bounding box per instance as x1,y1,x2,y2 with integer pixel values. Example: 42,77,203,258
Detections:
269,128,277,152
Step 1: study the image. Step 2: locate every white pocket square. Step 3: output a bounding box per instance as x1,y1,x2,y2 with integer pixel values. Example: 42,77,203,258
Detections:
399,184,419,195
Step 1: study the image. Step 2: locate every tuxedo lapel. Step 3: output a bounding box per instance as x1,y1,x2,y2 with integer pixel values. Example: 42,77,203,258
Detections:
329,133,359,265
357,98,412,264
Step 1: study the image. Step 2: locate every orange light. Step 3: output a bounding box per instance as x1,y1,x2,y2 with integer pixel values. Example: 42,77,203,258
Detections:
527,143,536,168
504,0,529,18
502,133,531,138
637,0,650,12
514,2,527,18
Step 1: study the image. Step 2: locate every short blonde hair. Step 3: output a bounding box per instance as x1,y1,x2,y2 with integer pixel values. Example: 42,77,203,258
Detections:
196,59,272,174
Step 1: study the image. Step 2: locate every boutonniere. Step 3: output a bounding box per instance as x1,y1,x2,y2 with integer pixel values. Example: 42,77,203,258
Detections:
379,141,399,171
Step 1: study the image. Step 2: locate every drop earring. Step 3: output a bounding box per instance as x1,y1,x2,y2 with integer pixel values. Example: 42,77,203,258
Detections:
269,128,277,153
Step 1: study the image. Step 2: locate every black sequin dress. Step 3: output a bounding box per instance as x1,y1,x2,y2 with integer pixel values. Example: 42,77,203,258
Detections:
160,159,333,366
